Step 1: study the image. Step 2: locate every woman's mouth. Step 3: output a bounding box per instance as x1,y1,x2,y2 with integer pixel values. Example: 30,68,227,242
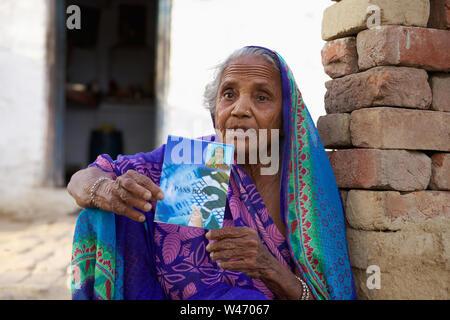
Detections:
227,125,253,131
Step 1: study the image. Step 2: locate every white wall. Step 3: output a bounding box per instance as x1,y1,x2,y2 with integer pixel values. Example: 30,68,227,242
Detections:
0,0,49,194
161,0,331,145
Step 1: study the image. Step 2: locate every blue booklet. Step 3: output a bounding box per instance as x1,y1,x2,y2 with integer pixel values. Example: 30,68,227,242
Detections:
154,135,234,229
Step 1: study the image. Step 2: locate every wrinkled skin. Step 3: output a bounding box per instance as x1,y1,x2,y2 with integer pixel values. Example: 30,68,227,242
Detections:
206,227,277,279
68,167,163,222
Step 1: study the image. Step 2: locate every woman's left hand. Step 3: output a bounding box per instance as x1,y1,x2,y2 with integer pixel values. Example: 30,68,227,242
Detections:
205,227,278,279
206,226,313,300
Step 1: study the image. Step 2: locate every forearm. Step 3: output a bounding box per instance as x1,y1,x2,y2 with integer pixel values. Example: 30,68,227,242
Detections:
67,166,115,208
260,259,314,300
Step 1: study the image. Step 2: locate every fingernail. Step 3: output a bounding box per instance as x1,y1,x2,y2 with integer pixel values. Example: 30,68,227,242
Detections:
139,215,146,222
205,232,211,239
209,252,214,259
144,203,152,212
206,244,211,251
157,192,164,200
144,192,152,200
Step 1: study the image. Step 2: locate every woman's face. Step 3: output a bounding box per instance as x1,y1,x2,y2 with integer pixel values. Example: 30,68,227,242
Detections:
214,147,224,163
214,55,283,159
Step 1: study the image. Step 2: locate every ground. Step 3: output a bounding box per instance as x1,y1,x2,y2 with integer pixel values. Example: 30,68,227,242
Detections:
0,189,80,300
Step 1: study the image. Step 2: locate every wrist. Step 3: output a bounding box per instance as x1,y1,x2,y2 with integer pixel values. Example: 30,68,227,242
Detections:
259,257,293,294
259,260,307,300
258,251,282,281
260,264,278,282
89,176,112,208
294,275,311,300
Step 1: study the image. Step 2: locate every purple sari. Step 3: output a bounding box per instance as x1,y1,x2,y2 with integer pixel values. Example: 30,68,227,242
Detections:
72,137,293,300
71,46,356,300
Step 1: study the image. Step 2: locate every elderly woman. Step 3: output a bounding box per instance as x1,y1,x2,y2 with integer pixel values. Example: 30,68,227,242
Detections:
68,46,356,300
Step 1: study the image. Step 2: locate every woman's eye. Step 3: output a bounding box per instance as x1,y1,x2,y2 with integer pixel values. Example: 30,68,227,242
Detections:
258,95,268,102
223,92,234,99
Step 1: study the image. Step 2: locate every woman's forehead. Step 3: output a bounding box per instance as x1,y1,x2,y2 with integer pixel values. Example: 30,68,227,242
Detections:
221,56,280,85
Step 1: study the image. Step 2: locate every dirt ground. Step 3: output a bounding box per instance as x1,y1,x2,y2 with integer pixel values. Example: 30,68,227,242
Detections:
0,188,80,300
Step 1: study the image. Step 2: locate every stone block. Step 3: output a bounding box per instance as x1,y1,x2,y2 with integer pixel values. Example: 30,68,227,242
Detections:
345,190,450,231
325,66,431,114
328,149,431,191
427,0,450,29
321,37,359,78
430,153,450,190
442,231,450,270
340,189,348,208
350,107,450,151
322,0,430,41
317,113,352,148
357,25,450,71
352,265,450,299
430,73,450,112
346,228,442,270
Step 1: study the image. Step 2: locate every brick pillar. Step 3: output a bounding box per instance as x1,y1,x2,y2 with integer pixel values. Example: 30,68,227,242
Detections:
319,0,450,299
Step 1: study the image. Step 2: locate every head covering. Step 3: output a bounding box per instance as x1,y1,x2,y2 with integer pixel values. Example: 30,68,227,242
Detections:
245,46,356,299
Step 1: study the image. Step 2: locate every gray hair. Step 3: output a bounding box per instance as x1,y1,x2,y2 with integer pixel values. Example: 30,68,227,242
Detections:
203,47,280,119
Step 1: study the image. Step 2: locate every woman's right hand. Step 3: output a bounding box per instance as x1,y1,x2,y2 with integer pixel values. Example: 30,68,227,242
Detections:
92,169,164,222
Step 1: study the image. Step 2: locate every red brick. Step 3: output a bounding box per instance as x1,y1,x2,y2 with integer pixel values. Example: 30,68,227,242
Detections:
322,0,430,41
428,0,450,29
325,66,431,114
448,0,450,27
347,228,443,274
357,25,450,72
328,149,431,191
321,37,359,78
430,73,450,112
345,190,450,231
429,153,450,190
352,266,450,300
350,107,450,151
317,113,351,148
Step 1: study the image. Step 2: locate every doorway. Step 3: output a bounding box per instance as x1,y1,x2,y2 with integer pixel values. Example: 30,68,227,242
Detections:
48,0,171,186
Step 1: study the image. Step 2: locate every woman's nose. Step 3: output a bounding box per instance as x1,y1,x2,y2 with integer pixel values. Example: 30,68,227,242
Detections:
231,97,252,117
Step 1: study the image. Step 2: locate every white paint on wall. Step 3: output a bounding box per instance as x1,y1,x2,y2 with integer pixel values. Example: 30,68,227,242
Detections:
162,0,331,145
0,0,49,194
